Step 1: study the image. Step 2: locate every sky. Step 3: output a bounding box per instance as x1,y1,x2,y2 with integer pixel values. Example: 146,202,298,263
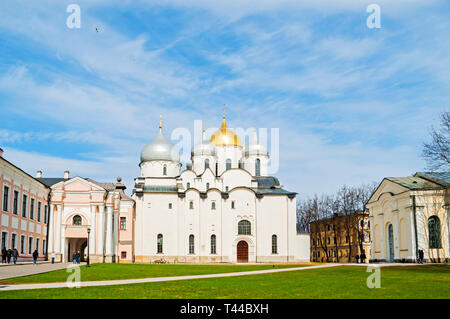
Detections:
0,0,449,198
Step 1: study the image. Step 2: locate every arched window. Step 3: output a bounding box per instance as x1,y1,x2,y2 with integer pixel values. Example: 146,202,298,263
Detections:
163,165,167,176
205,159,210,170
189,235,195,254
72,215,82,226
157,234,163,253
211,201,216,210
189,201,194,209
210,234,216,254
428,216,442,248
206,183,210,190
238,220,251,235
226,159,232,170
186,182,190,189
255,158,261,176
272,235,277,254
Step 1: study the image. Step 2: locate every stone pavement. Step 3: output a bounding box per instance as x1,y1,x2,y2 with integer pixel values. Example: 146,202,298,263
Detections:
0,262,77,280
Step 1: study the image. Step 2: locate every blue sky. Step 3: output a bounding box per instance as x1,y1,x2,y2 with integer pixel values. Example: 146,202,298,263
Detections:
0,0,449,197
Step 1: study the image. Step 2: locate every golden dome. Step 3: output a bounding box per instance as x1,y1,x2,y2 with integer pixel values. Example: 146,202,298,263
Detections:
210,116,242,146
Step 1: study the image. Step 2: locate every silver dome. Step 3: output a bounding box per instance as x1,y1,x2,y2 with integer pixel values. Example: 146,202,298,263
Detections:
141,129,180,163
191,131,216,157
244,129,268,157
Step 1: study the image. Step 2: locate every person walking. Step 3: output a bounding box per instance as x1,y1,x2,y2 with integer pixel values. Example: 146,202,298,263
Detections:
51,252,55,264
361,252,366,263
12,248,19,264
418,249,424,264
32,249,38,265
6,248,12,264
76,251,81,264
1,248,6,263
355,254,359,264
72,252,77,264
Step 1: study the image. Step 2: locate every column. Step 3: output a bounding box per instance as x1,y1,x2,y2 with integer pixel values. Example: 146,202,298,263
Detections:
89,205,96,256
48,205,55,253
98,205,105,258
105,206,113,257
61,225,66,262
113,211,119,261
55,204,62,254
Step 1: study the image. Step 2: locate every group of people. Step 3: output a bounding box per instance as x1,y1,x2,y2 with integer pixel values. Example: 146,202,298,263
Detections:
1,247,19,264
72,251,81,264
1,247,39,265
355,253,367,263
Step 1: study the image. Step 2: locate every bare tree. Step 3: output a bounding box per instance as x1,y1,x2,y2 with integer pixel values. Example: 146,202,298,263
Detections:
422,111,450,171
353,183,378,257
336,185,359,262
307,195,333,262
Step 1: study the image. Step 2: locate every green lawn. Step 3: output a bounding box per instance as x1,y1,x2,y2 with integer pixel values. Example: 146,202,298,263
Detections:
0,263,306,284
0,265,448,299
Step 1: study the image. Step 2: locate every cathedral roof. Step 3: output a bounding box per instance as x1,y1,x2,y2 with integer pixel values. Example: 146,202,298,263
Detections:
140,120,180,163
210,115,242,147
244,129,268,157
192,130,216,156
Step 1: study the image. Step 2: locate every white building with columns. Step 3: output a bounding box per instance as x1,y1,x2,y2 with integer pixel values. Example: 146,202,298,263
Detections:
133,116,310,263
42,174,134,263
367,172,449,263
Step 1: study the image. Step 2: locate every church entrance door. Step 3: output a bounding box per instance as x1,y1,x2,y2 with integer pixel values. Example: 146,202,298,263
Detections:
237,241,248,263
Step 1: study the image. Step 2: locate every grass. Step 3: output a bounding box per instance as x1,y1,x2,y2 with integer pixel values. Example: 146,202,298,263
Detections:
0,263,307,284
0,264,448,299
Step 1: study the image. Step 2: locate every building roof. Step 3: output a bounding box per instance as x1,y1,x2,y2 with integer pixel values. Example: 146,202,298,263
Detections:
36,178,67,187
37,177,133,201
385,176,444,190
0,156,49,188
253,176,280,188
414,172,450,187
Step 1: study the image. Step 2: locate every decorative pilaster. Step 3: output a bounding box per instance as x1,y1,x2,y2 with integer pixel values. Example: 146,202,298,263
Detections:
393,210,400,260
90,205,96,255
105,206,113,259
55,204,62,254
379,213,386,261
48,205,55,253
98,205,105,259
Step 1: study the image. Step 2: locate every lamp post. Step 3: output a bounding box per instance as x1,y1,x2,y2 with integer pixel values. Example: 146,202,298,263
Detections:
87,227,91,267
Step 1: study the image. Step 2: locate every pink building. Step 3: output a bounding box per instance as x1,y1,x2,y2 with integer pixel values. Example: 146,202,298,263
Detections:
41,175,135,263
1,148,135,263
1,148,50,261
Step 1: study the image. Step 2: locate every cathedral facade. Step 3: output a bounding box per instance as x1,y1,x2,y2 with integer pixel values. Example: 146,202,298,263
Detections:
133,116,309,263
1,116,310,264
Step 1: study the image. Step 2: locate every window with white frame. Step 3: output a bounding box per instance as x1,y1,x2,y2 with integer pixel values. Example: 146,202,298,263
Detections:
3,185,9,212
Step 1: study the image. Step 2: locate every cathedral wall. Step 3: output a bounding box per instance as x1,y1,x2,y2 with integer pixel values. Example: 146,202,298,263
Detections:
135,192,179,259
140,160,180,178
216,146,243,175
256,196,289,261
221,170,252,191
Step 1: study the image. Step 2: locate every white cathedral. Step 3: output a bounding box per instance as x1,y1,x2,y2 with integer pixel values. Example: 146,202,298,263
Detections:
133,115,310,263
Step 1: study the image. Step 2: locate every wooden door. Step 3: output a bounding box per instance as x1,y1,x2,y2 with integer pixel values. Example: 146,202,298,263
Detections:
237,241,248,263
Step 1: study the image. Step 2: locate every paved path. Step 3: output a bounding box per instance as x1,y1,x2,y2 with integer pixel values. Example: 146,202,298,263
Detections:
0,264,343,291
0,262,436,291
0,262,77,280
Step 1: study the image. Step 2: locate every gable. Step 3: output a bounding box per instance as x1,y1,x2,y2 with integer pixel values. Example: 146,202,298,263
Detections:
54,177,105,192
367,178,409,205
